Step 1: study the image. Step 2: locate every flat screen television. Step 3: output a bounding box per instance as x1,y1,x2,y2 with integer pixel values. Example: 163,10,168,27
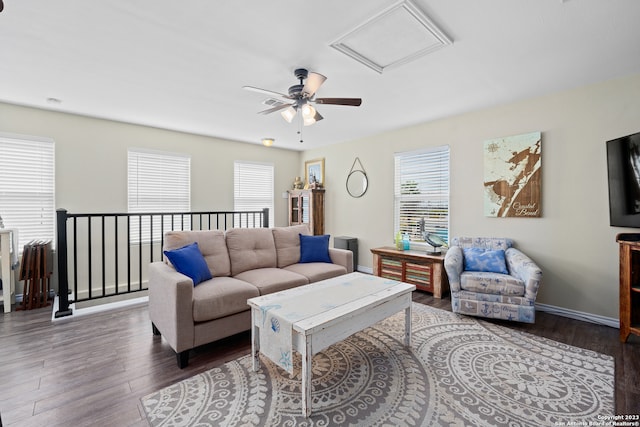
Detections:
607,131,640,227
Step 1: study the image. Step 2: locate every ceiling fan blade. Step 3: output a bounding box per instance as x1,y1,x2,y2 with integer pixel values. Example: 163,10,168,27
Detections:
314,97,362,106
257,103,294,115
243,86,292,100
302,72,327,98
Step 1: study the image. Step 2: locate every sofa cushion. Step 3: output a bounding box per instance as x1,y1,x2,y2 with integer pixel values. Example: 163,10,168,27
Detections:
192,276,260,322
299,234,332,263
164,230,231,277
460,271,525,296
163,242,212,286
272,224,310,268
234,268,309,295
284,262,348,283
226,228,278,276
463,248,508,274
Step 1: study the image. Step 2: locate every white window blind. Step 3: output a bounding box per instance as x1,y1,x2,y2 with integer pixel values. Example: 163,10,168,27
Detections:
234,161,274,227
0,133,55,250
127,149,191,241
394,146,450,244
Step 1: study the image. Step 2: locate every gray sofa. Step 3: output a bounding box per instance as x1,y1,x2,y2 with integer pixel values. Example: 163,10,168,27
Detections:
148,224,353,368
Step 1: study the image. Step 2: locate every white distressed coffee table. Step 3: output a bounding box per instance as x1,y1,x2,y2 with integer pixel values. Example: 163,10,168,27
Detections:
247,272,415,417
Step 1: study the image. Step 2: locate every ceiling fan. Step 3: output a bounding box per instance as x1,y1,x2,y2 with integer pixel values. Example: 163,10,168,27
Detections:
243,68,362,128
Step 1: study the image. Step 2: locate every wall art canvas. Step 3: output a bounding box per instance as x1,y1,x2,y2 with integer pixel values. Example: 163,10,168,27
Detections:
484,132,541,217
305,158,325,187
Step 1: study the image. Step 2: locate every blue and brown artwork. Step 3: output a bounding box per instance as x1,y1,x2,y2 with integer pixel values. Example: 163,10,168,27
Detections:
484,132,541,217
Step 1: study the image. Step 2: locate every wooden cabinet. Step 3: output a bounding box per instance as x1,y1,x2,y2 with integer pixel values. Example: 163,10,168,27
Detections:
288,189,324,235
616,233,640,342
1,229,17,313
370,246,449,298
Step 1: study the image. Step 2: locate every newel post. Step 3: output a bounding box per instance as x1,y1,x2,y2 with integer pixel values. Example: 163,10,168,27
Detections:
55,208,72,318
262,208,269,228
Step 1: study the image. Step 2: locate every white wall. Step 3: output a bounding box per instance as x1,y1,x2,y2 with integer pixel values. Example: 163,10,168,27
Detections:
302,72,640,320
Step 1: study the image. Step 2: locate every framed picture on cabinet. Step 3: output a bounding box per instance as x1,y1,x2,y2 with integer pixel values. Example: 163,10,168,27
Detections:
305,158,325,187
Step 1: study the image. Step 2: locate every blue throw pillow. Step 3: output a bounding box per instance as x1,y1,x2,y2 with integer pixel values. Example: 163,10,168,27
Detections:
164,242,212,286
463,248,508,274
299,234,332,263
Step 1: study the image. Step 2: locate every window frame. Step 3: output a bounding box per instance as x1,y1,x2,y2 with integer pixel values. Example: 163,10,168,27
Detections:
233,160,274,228
127,148,191,242
0,132,56,251
394,145,450,248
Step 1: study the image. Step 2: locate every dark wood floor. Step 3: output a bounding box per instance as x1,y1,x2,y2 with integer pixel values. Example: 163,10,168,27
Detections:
0,293,638,426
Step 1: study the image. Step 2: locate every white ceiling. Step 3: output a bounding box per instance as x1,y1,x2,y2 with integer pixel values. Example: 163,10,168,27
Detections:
1,0,640,151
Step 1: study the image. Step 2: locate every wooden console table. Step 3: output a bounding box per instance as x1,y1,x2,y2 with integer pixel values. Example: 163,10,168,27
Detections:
370,246,449,298
616,233,640,342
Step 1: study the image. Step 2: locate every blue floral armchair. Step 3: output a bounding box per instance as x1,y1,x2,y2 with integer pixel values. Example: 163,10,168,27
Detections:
444,237,542,323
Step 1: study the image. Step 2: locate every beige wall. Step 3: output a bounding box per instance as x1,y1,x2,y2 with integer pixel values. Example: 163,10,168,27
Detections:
2,72,639,319
303,72,640,320
0,103,300,225
0,103,301,295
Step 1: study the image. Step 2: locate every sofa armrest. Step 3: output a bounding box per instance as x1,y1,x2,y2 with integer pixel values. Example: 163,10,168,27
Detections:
444,246,464,292
505,248,542,300
329,247,354,273
148,261,195,353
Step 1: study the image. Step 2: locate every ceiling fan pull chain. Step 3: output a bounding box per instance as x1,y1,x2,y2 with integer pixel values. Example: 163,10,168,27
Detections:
298,114,303,143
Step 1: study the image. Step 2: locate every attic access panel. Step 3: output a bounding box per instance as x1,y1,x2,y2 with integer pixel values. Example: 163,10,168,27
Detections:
330,0,452,73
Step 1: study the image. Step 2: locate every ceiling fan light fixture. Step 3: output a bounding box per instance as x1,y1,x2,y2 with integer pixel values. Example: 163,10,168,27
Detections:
304,109,323,126
281,106,297,123
301,103,316,119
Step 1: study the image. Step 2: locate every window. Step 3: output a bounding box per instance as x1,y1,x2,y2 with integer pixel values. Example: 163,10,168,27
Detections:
394,146,450,245
234,161,274,227
128,149,190,241
0,133,55,250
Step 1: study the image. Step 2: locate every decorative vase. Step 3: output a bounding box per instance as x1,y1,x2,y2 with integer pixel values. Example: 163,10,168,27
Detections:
293,176,303,189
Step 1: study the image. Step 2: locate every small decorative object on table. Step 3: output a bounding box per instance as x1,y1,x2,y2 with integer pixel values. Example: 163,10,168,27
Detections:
423,232,446,255
402,233,410,250
293,176,304,189
418,217,446,255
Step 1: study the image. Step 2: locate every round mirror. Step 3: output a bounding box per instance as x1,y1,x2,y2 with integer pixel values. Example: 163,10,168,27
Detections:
346,170,368,198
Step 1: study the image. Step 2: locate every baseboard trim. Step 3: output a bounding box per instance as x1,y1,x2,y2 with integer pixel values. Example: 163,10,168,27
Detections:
51,295,149,323
354,268,619,329
48,272,618,330
357,265,373,274
535,302,619,329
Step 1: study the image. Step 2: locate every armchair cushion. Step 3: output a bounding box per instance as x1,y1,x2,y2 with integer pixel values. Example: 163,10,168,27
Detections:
460,271,524,295
463,248,508,274
163,242,212,286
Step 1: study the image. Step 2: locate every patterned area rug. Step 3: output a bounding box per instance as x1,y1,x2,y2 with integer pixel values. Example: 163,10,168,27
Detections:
142,303,614,426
